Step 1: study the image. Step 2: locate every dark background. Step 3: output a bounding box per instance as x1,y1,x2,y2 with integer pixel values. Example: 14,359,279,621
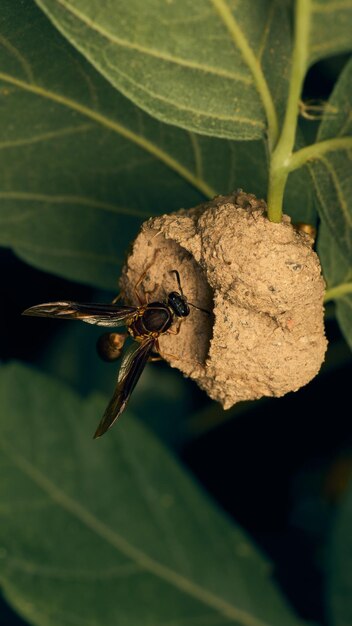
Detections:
1,55,352,626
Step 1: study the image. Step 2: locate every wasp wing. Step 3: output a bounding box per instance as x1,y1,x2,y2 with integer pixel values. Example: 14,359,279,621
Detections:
22,301,137,327
93,338,155,438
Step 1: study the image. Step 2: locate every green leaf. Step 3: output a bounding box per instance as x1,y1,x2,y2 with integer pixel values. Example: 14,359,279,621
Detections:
309,59,352,348
0,0,269,289
318,224,352,349
335,296,352,350
310,56,352,263
0,362,304,626
328,477,352,626
309,0,352,66
34,0,292,142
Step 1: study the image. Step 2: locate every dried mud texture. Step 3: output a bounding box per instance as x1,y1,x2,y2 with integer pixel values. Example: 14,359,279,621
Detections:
120,191,327,408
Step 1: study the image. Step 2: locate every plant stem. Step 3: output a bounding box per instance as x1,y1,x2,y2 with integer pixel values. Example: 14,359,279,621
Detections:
267,0,311,222
288,137,352,172
324,282,352,303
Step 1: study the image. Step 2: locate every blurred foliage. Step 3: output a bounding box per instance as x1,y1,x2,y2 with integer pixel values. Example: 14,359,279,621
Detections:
328,477,352,626
0,362,304,626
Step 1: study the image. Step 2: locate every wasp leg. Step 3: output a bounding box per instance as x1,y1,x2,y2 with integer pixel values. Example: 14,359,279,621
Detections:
111,291,124,304
167,319,183,336
133,249,162,304
170,269,184,295
154,338,180,361
113,259,155,305
133,269,149,304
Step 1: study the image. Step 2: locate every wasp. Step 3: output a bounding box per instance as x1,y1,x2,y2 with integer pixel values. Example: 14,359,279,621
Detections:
23,270,207,438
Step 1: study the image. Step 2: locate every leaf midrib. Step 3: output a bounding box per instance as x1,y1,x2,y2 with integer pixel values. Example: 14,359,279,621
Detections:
13,243,122,264
0,71,216,199
0,191,148,218
209,0,278,147
0,434,270,626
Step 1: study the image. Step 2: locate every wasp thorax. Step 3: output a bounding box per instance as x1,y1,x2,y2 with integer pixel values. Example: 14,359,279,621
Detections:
132,303,172,336
120,190,327,408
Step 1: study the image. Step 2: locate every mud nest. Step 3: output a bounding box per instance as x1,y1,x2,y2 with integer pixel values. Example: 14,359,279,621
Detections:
120,191,327,408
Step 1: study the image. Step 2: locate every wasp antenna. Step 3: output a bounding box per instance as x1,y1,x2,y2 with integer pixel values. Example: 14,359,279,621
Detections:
188,302,211,316
170,269,184,295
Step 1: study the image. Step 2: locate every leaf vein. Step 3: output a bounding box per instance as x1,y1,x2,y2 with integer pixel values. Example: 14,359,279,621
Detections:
0,191,148,218
0,436,270,626
256,0,277,62
0,71,216,198
46,0,253,85
0,34,35,83
209,0,278,146
0,124,93,150
188,132,204,181
100,54,262,127
311,0,352,13
337,110,352,137
317,156,352,229
12,242,122,265
310,36,351,55
7,556,141,581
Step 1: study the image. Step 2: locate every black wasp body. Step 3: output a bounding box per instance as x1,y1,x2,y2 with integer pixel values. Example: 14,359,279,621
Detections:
129,293,189,341
22,271,201,439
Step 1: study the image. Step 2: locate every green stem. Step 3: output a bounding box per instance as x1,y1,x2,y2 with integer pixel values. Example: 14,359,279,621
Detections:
288,137,352,172
324,282,352,303
267,0,311,222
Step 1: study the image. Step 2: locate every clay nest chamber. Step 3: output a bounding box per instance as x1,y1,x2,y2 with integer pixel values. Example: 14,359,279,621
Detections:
120,190,327,408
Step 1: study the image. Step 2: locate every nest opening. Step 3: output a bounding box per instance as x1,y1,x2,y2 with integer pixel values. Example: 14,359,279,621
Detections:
120,228,214,375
